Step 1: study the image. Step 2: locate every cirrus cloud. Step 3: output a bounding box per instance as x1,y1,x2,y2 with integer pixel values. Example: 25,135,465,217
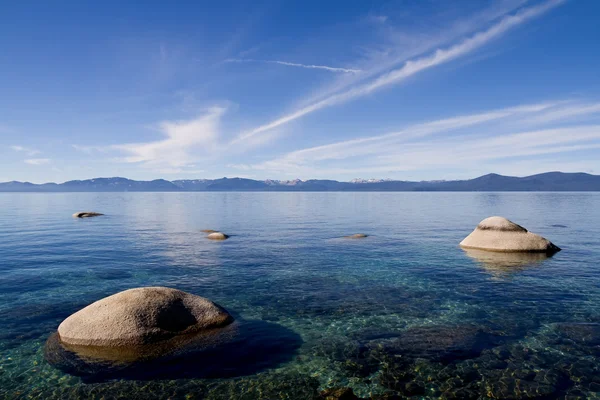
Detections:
24,158,51,165
112,107,226,170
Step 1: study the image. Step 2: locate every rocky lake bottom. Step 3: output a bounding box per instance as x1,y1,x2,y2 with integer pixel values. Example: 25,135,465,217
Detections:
1,192,599,399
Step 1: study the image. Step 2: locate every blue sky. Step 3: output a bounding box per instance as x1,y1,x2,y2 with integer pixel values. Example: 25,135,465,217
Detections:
1,0,600,183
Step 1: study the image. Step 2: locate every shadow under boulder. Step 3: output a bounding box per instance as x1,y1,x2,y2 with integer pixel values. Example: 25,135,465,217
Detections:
45,318,303,382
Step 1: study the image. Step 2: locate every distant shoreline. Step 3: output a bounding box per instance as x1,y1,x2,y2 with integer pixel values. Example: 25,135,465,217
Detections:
1,172,600,192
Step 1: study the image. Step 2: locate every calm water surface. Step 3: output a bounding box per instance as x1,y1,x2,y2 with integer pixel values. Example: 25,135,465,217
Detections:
1,192,599,399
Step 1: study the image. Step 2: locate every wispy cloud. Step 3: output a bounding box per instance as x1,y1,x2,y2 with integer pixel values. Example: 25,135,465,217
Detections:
11,145,41,156
232,0,564,145
72,144,106,154
297,0,531,112
112,107,225,169
366,15,388,25
232,100,600,178
24,158,51,165
226,58,362,73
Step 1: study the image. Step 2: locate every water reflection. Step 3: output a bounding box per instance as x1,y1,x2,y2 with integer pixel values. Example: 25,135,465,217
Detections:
463,248,552,278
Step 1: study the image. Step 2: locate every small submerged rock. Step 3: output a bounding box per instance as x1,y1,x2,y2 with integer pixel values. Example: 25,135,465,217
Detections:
372,325,503,363
72,212,104,218
201,229,218,233
460,216,560,254
57,287,233,348
344,234,368,239
319,387,362,400
207,232,229,240
553,323,600,346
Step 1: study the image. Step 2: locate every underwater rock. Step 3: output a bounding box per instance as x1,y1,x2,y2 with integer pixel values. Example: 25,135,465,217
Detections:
483,372,559,399
72,211,104,218
553,323,600,346
460,216,560,253
551,323,600,357
344,234,368,239
373,325,502,363
57,287,233,348
207,232,229,240
201,229,218,233
319,387,362,400
312,337,379,377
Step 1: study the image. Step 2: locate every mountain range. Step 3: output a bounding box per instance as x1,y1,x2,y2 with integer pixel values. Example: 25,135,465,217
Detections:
1,172,599,192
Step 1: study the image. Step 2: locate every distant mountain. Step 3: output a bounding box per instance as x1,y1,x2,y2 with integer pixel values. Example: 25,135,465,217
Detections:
1,172,599,192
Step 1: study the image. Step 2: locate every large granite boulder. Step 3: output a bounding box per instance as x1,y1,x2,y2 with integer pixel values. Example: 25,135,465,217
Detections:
207,232,229,240
460,216,560,253
72,212,104,218
57,287,233,347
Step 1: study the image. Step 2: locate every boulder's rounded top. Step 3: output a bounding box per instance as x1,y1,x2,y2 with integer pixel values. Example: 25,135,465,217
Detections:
460,216,560,254
476,216,527,232
207,232,229,240
57,287,233,347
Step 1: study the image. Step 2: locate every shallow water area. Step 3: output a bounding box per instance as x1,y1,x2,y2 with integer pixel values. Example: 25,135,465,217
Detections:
1,192,600,399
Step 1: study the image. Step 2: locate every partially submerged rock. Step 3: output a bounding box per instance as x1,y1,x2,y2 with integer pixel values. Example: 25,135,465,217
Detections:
201,229,218,233
207,232,229,240
57,287,233,348
460,216,560,253
344,234,368,239
72,212,104,218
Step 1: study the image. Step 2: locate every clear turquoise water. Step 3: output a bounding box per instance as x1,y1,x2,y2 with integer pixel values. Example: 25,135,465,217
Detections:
0,192,599,399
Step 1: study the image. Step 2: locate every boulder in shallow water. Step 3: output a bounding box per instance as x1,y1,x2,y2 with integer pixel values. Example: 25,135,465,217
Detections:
460,216,560,253
207,232,229,240
57,287,233,347
72,212,104,218
344,234,368,239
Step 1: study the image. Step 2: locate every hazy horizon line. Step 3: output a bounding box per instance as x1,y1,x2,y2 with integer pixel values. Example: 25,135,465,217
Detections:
1,170,596,186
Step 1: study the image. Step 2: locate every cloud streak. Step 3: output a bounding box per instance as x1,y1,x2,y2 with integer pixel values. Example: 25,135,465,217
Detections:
232,0,565,145
71,144,107,154
232,100,600,178
24,158,51,165
112,107,225,169
226,58,362,73
11,145,41,156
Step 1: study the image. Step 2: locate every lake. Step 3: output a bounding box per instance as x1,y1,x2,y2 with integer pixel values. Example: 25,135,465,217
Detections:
1,192,599,399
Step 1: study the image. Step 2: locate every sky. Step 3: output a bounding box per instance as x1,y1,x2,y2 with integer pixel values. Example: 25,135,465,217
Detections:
1,0,600,183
